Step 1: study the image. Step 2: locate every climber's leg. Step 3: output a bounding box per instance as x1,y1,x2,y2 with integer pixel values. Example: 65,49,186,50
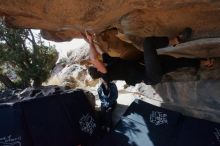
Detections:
158,55,200,73
143,37,169,85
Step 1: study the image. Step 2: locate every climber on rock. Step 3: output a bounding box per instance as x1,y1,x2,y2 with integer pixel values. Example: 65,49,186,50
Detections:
81,28,214,86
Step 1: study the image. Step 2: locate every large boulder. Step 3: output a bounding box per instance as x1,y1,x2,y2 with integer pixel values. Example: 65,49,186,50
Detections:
1,0,220,41
1,0,220,60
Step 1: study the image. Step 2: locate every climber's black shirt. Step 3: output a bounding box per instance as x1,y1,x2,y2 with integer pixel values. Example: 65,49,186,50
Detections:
101,53,146,86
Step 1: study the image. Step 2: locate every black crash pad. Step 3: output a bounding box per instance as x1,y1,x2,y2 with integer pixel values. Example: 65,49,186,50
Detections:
0,89,100,146
176,117,220,146
0,104,32,146
98,99,220,146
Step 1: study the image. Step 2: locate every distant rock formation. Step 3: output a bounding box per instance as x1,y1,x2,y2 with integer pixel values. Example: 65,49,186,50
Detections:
47,44,98,88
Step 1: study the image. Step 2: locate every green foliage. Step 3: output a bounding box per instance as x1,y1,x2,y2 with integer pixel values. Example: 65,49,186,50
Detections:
0,20,58,88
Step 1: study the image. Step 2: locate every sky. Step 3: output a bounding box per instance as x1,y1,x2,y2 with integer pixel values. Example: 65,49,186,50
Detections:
32,29,86,59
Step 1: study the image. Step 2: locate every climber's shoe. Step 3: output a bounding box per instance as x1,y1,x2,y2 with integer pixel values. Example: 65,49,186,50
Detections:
177,27,192,43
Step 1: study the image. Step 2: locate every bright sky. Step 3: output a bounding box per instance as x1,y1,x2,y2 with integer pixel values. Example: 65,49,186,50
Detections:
32,29,86,59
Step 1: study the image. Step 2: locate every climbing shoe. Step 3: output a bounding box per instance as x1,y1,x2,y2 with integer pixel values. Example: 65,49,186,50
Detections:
177,27,192,43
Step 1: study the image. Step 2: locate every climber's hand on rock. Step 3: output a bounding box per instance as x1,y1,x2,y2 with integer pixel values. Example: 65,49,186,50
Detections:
80,32,89,43
85,30,95,43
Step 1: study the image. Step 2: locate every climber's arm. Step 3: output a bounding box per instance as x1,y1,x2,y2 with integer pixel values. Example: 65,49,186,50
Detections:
81,31,107,73
89,39,107,74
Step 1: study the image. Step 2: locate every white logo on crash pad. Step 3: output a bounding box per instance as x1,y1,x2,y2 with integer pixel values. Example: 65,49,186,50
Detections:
150,111,168,126
0,135,21,146
79,113,96,135
214,128,220,143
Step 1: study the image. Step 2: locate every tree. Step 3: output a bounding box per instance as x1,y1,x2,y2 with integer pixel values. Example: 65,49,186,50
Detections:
0,20,58,88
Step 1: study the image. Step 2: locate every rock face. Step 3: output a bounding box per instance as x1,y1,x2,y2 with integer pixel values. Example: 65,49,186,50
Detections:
0,85,96,109
1,0,220,60
1,0,220,41
136,69,220,123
